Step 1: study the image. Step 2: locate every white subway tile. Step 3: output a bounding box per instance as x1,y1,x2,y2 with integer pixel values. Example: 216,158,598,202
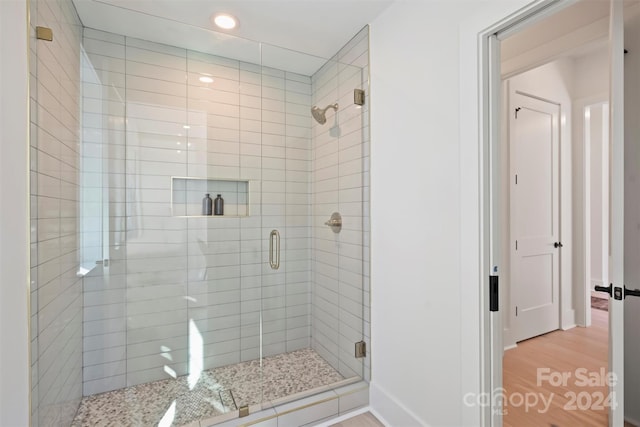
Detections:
83,38,125,59
125,46,186,70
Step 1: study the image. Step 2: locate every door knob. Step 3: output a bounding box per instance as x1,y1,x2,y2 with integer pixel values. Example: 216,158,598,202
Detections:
554,242,563,248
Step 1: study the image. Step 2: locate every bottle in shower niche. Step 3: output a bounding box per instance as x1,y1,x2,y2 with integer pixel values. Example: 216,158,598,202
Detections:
202,194,213,216
214,194,224,215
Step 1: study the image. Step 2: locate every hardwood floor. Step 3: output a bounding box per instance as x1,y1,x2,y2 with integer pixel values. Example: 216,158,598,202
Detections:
329,412,384,427
503,308,636,426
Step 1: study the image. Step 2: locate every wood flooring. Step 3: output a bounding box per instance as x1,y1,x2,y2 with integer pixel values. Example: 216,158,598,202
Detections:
503,308,635,426
329,412,385,427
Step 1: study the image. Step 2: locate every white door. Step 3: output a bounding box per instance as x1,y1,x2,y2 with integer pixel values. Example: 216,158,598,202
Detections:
623,2,640,425
510,91,560,343
606,0,639,424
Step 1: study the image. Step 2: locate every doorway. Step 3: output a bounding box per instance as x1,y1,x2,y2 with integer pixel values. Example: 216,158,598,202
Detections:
501,50,611,427
491,0,618,425
479,1,640,426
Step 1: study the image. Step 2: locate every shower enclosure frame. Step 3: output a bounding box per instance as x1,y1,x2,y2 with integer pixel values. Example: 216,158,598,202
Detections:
26,1,371,423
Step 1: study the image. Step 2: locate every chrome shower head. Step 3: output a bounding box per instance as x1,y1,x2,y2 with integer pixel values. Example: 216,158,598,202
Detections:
311,103,339,125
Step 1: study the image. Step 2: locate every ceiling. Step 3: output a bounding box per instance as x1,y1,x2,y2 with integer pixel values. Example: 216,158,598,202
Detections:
501,0,610,77
72,0,394,75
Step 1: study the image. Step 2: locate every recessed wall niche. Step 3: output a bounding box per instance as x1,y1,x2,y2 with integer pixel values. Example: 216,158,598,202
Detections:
171,177,250,217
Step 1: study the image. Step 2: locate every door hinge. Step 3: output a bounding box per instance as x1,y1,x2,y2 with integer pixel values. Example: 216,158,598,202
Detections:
355,341,366,358
36,26,53,42
490,276,499,312
515,107,521,119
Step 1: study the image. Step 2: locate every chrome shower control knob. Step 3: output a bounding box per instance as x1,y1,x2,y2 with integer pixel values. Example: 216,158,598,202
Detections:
324,212,342,233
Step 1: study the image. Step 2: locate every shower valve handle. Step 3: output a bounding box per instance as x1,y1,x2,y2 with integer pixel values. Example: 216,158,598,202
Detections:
324,212,342,233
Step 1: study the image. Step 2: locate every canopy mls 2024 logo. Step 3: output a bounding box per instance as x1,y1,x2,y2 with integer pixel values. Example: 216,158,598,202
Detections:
463,367,617,415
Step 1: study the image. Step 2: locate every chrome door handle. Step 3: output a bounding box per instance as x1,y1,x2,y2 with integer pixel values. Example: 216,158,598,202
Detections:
269,229,280,270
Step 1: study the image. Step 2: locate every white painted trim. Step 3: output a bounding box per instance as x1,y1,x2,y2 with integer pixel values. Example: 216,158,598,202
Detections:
608,1,625,424
474,1,578,424
0,1,30,425
574,94,609,328
369,382,427,427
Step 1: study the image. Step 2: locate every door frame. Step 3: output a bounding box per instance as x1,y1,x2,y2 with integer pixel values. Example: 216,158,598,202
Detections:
477,0,598,425
576,95,610,328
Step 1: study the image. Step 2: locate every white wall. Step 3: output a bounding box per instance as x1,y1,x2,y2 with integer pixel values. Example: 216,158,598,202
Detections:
369,1,532,425
0,1,30,425
573,48,609,99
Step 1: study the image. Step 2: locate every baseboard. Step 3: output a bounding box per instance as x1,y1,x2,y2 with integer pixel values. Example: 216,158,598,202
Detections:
370,382,428,427
562,308,576,330
504,343,517,351
625,415,640,427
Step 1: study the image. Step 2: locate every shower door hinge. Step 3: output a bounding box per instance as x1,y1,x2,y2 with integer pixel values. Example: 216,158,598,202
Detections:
239,405,249,418
36,26,53,41
354,89,365,106
355,341,366,358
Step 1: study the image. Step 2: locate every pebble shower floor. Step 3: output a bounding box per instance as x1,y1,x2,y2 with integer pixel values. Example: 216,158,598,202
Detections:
71,348,343,426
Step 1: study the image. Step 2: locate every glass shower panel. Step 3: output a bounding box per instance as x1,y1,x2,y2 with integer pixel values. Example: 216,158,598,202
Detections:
183,42,264,412
80,29,128,398
259,25,370,397
30,0,85,424
310,54,368,382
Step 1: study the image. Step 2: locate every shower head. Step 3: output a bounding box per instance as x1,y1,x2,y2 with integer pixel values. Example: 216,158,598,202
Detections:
311,103,339,125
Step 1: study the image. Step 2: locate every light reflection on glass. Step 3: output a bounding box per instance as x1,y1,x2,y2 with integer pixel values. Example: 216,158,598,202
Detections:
188,319,203,390
158,400,176,427
163,365,177,378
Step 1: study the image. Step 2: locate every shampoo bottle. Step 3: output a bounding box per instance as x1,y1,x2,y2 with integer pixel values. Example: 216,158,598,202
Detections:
214,194,224,215
202,194,213,216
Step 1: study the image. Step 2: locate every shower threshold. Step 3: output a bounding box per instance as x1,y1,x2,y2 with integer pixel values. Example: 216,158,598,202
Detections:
71,348,344,426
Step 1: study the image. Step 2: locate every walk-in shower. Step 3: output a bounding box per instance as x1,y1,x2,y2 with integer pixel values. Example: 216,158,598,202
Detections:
311,103,339,125
28,0,370,425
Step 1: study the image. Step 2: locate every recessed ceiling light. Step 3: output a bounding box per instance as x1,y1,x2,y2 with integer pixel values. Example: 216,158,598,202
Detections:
212,13,238,30
199,76,214,83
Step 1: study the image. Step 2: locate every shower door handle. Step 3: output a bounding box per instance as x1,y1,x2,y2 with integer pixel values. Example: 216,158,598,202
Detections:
269,229,280,270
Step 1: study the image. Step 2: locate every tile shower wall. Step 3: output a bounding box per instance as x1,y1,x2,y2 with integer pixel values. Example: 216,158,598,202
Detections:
30,0,84,425
310,27,370,380
81,29,313,394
